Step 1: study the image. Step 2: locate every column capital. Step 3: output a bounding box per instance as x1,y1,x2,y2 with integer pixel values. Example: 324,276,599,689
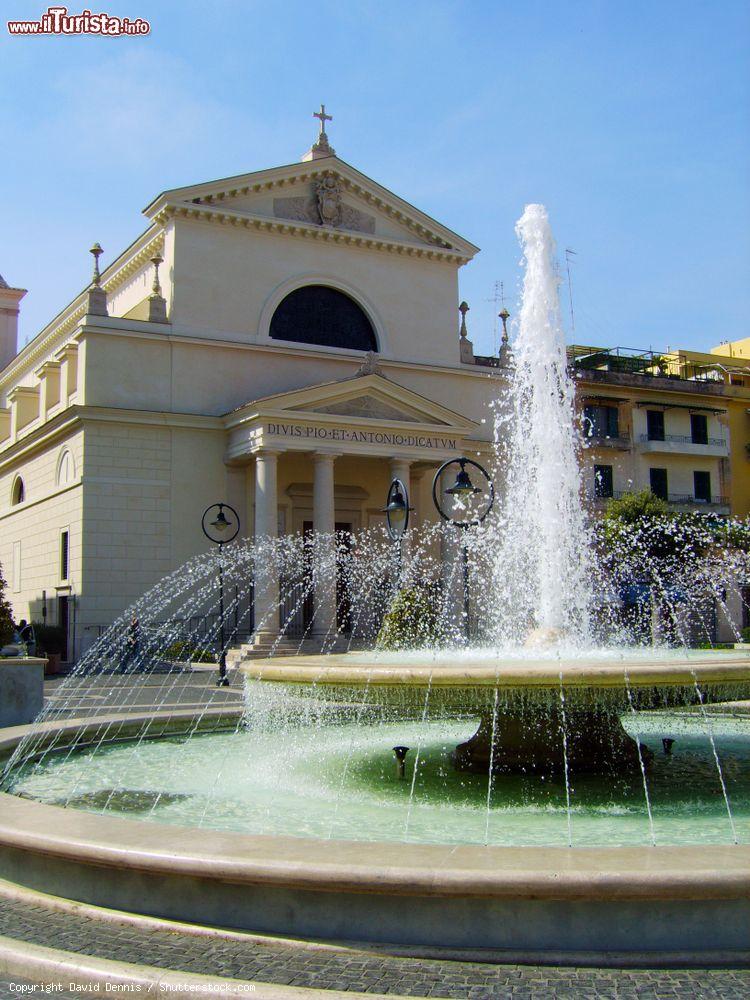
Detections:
255,448,283,460
313,450,342,462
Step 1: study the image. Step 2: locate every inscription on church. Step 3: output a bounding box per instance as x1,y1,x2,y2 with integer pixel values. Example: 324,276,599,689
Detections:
266,421,457,450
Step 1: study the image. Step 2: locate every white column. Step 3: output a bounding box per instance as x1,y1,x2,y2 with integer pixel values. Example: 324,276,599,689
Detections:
439,465,464,637
254,450,280,638
389,457,412,559
410,467,427,529
312,452,339,639
389,458,411,495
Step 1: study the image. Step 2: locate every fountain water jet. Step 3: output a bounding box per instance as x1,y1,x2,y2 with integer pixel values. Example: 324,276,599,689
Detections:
487,203,594,648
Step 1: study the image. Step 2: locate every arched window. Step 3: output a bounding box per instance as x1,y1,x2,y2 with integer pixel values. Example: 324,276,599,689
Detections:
11,476,24,506
269,285,377,352
56,448,75,486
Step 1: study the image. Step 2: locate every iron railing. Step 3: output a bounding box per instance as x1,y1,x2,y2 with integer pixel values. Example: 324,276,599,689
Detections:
568,345,727,384
638,434,727,447
587,490,729,507
667,493,728,506
584,434,631,448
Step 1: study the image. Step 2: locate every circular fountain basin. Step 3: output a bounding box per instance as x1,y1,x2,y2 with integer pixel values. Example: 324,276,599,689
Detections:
1,704,749,962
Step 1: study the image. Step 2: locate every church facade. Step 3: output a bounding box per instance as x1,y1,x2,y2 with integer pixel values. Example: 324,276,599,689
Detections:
0,122,504,659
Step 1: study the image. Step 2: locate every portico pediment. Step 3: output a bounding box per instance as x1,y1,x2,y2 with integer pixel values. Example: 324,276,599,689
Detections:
143,159,479,264
226,374,476,430
308,394,424,423
223,373,479,462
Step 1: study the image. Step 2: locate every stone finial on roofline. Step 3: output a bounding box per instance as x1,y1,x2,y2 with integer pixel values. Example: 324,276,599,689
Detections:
147,253,168,324
458,301,474,364
498,308,513,367
85,242,108,317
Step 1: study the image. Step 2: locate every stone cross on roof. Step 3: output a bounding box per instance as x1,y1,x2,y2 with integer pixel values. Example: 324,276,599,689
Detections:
313,103,332,136
303,104,336,162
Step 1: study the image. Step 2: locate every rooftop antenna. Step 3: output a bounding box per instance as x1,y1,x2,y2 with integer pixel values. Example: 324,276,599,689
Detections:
486,280,505,355
564,248,577,333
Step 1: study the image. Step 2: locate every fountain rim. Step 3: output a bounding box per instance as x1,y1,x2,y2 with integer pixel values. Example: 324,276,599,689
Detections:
0,714,749,904
240,651,750,689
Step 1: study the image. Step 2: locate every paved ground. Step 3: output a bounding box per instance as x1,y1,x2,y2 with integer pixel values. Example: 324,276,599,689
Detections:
0,890,749,998
41,669,246,718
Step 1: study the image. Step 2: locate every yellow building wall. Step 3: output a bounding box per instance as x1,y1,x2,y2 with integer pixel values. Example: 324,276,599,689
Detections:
675,348,750,517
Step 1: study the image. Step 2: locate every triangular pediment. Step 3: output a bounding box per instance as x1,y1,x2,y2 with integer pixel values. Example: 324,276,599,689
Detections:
225,373,477,432
143,158,479,259
308,394,424,423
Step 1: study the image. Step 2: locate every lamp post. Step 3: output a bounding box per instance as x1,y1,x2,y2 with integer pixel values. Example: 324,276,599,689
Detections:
201,503,240,687
381,477,411,583
431,458,494,642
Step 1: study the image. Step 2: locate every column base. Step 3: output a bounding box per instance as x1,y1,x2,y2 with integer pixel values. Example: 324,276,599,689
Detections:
453,705,653,775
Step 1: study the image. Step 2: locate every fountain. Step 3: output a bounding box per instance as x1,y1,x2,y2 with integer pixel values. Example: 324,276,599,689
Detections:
0,205,749,959
241,205,749,779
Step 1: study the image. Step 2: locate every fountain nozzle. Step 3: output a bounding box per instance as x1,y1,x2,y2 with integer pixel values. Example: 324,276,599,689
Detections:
393,745,410,780
662,738,675,755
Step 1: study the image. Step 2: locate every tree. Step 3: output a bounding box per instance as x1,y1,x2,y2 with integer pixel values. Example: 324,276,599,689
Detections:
601,490,701,565
0,566,16,646
604,489,669,526
598,490,750,646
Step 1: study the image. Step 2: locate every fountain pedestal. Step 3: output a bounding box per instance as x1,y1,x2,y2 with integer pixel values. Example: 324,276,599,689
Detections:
241,651,750,777
453,705,652,775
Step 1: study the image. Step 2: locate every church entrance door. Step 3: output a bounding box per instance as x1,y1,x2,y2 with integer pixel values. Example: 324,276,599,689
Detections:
302,521,353,633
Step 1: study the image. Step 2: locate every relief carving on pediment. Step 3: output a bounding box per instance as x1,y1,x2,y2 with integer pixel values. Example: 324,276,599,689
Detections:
313,396,422,422
272,195,318,224
273,179,376,234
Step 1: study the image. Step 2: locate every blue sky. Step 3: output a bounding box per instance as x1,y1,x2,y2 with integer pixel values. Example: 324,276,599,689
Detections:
2,0,748,357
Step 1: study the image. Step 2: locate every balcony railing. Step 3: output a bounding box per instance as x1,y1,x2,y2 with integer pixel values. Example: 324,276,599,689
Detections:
568,345,731,384
638,434,727,447
586,490,728,507
587,490,629,502
667,493,728,506
584,434,631,448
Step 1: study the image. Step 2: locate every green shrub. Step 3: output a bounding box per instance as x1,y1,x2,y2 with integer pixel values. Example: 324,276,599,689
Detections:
695,641,734,650
32,623,66,655
740,627,750,644
376,585,445,651
165,640,216,663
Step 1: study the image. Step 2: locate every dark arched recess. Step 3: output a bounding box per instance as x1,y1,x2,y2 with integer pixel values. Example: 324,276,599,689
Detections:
269,285,378,352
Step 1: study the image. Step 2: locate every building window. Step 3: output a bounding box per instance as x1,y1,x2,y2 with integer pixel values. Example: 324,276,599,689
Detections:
594,464,614,498
60,530,69,581
690,414,708,445
650,467,668,500
56,449,75,486
646,410,665,441
269,285,378,352
583,405,619,439
12,540,20,593
694,471,712,503
10,476,24,506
